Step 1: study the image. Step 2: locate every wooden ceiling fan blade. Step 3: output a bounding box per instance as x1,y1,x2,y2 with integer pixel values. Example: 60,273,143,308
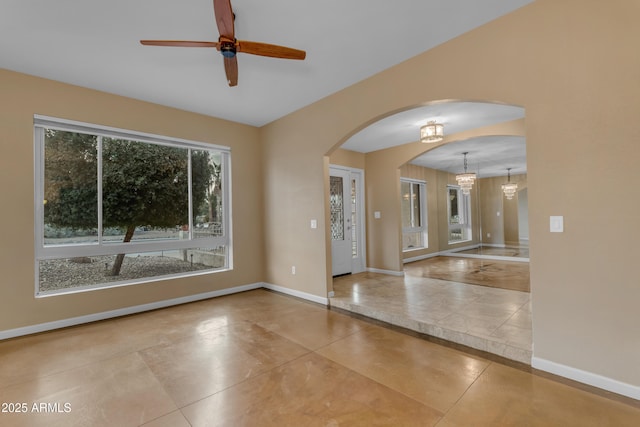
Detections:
213,0,235,40
140,40,219,48
224,56,238,87
141,1,304,87
237,40,306,60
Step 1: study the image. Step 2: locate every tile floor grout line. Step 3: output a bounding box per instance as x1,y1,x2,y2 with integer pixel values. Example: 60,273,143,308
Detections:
310,346,448,420
438,359,494,420
153,316,322,411
174,348,316,411
0,342,151,392
310,324,375,354
136,348,184,417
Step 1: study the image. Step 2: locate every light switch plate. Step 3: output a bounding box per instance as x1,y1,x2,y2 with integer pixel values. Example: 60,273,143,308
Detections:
310,219,317,229
550,216,564,232
374,211,381,219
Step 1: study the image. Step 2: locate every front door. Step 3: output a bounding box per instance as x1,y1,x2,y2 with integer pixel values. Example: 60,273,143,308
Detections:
330,169,352,276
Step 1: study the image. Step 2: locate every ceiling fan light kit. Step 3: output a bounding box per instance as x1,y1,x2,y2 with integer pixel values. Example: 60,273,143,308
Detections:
140,0,306,87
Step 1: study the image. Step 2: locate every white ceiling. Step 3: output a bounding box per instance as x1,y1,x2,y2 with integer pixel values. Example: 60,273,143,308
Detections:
412,135,527,178
0,0,532,127
1,1,532,176
342,101,524,152
342,101,527,177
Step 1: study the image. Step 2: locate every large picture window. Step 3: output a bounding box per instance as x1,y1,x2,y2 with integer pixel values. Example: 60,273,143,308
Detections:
401,179,427,250
34,116,231,295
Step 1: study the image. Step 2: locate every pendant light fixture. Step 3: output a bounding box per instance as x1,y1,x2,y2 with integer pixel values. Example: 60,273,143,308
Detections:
455,152,476,195
420,121,444,143
502,168,518,200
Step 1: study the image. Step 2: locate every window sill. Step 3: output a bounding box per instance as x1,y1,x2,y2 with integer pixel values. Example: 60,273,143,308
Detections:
403,246,427,253
35,267,231,298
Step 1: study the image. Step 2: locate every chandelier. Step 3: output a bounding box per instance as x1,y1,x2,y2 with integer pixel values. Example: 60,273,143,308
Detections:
502,168,518,200
455,152,476,195
420,121,444,143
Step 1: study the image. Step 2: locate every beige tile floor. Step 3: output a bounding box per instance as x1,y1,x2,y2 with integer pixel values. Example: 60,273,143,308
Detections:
331,264,533,364
0,289,638,426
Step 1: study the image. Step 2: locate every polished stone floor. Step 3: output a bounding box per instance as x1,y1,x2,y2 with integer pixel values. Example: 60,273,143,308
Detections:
406,256,530,292
454,245,530,259
1,289,638,426
331,257,532,363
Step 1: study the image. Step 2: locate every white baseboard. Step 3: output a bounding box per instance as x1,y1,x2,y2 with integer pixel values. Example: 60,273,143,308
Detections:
262,282,329,305
442,244,480,254
447,252,530,263
0,282,331,341
532,356,640,400
0,282,263,341
366,267,404,276
403,252,440,264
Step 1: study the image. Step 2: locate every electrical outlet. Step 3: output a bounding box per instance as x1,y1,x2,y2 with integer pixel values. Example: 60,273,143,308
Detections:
487,232,491,238
291,266,296,275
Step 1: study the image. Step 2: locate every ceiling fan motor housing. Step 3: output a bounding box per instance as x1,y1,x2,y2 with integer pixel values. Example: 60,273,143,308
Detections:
220,40,236,58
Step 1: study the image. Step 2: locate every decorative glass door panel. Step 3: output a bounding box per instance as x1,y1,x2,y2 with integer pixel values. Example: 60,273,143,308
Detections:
330,171,351,276
330,176,345,241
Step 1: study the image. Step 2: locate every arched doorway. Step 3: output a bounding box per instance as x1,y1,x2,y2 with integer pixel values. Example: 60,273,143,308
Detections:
327,100,532,364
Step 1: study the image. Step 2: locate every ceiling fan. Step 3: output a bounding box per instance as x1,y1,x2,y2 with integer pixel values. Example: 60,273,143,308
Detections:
140,0,306,87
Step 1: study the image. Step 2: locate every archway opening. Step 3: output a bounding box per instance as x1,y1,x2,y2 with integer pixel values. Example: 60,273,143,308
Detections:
327,100,532,364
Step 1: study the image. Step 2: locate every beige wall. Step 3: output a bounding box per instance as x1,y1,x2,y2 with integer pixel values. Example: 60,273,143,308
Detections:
261,0,640,387
0,69,264,331
329,148,365,170
479,174,528,246
2,0,638,393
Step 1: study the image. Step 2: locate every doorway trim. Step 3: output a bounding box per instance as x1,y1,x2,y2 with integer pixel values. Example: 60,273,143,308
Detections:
329,165,366,275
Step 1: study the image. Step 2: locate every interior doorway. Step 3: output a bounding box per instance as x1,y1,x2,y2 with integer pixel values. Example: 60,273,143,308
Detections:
330,166,365,276
328,101,530,362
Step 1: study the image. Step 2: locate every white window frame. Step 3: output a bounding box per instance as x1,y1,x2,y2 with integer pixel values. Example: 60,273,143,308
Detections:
401,178,428,251
33,115,232,296
447,185,472,243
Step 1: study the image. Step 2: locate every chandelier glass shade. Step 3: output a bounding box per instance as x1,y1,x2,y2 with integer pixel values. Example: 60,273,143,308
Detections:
455,152,476,195
502,168,518,200
502,183,518,199
456,173,476,195
420,121,444,143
